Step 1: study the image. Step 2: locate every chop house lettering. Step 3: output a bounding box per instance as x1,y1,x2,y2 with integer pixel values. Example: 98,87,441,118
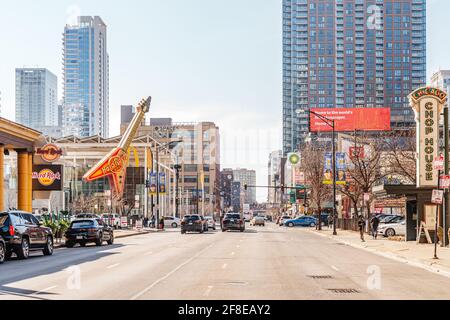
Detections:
424,102,434,182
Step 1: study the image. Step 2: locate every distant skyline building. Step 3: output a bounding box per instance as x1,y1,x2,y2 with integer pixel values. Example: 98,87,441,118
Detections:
15,68,58,134
232,168,257,204
431,70,450,98
62,16,109,138
268,150,282,204
282,0,427,154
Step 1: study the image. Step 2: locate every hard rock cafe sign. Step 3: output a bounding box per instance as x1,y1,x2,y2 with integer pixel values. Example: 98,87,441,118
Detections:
36,143,63,162
409,87,448,188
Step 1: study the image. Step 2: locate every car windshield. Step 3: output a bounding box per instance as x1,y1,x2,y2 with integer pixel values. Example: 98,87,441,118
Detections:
71,220,95,228
225,214,241,219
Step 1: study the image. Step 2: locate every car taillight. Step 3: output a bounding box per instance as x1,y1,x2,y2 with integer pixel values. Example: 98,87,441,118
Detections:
9,225,14,236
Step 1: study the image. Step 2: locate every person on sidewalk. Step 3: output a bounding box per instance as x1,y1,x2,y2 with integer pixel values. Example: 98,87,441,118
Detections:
159,217,165,230
150,215,156,228
328,214,333,229
358,215,366,242
370,215,380,240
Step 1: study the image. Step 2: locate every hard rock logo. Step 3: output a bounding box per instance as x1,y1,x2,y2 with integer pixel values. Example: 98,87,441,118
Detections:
33,169,61,186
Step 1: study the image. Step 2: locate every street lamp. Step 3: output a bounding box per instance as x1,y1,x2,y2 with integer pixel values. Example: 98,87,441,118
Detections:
296,109,337,236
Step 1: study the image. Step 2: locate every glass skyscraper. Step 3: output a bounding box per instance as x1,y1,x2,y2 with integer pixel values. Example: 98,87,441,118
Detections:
62,16,109,138
282,0,426,155
15,68,58,130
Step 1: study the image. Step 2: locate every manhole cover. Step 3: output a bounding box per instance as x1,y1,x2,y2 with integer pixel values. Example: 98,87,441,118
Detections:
308,275,334,279
328,289,359,294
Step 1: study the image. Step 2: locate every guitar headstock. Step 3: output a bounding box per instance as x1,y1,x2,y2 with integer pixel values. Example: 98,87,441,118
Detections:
137,96,152,113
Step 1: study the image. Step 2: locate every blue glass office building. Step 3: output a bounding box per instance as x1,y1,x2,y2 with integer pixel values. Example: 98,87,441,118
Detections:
282,0,426,154
62,16,109,138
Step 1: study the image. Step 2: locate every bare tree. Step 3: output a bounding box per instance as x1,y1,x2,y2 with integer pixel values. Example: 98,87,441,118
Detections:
300,143,332,222
382,130,416,184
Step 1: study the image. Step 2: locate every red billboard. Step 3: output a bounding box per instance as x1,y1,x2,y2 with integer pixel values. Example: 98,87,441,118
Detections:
309,108,391,132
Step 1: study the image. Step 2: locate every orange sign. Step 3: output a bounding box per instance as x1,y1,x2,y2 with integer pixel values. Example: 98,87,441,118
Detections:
36,144,62,162
83,148,128,198
310,108,391,132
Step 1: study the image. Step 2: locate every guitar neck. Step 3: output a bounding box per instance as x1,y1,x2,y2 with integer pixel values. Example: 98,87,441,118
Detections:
119,107,146,151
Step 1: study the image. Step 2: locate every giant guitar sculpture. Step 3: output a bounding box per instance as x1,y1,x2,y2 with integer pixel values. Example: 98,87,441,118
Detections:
83,97,152,200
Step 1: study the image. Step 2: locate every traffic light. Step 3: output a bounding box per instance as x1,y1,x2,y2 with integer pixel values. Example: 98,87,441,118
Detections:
244,184,248,191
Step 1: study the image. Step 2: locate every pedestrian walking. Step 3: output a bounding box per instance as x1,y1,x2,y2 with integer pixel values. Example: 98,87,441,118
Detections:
143,217,149,228
328,214,333,229
370,215,380,240
159,217,165,230
358,215,366,242
150,215,156,228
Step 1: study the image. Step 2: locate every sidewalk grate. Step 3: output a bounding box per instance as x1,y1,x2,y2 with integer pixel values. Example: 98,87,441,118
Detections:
308,275,334,279
327,289,360,294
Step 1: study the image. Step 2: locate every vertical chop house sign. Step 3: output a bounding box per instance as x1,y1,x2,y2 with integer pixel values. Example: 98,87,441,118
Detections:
409,87,448,188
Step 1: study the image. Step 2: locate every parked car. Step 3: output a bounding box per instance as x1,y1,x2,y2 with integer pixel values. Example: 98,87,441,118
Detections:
0,236,5,264
250,216,265,227
312,213,330,226
0,211,54,260
378,219,406,237
199,216,209,232
204,216,216,230
181,215,204,234
222,213,245,232
284,216,318,228
163,216,181,228
65,218,114,247
101,213,121,229
278,215,292,226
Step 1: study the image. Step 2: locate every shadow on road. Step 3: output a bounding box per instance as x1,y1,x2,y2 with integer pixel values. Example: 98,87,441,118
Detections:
0,243,126,299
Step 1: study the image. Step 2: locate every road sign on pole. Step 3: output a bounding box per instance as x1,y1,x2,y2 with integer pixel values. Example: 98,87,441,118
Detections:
434,155,445,171
432,190,444,205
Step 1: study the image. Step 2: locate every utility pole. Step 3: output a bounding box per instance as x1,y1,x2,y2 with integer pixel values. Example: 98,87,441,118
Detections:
174,164,182,218
445,106,449,247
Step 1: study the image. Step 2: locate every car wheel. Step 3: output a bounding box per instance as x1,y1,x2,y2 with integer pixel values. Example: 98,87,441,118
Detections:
181,230,186,234
107,233,114,245
213,227,216,231
95,234,103,246
66,241,75,248
288,222,294,228
172,223,178,228
310,223,316,227
0,242,5,264
43,236,54,256
16,238,30,260
386,228,396,237
222,229,226,232
80,242,87,247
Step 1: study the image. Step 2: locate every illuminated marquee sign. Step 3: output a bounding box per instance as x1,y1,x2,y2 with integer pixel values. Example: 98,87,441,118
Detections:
36,144,63,162
32,165,63,191
409,87,448,188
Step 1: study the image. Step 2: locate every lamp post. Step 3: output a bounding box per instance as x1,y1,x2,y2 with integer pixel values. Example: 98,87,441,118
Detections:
297,109,337,235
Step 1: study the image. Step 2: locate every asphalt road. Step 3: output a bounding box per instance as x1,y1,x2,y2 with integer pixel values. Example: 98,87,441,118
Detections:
1,223,450,300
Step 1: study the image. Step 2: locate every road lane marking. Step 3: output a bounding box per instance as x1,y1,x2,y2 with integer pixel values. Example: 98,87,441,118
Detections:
222,263,228,269
107,263,120,269
331,265,339,271
204,286,214,297
130,243,214,300
33,286,58,295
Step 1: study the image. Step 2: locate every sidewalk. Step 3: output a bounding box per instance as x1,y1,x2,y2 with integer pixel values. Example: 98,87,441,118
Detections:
309,227,450,278
53,228,160,248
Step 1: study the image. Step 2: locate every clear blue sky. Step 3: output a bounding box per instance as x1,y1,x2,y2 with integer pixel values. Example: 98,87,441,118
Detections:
0,0,449,201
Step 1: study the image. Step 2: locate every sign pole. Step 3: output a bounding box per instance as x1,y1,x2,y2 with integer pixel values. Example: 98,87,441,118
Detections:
434,169,441,260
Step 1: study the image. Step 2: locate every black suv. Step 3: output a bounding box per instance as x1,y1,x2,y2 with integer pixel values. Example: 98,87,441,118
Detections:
0,211,54,260
222,213,245,232
181,215,204,234
65,219,114,247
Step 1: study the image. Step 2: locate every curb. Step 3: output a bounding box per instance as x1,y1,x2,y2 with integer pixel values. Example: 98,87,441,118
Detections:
307,229,450,280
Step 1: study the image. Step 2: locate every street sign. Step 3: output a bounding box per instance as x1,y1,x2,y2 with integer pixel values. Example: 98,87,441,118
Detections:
432,190,444,205
434,155,444,171
440,175,450,189
120,217,128,228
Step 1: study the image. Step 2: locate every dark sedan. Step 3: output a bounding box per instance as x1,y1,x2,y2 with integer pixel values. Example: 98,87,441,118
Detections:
181,215,204,234
222,213,245,232
65,219,114,247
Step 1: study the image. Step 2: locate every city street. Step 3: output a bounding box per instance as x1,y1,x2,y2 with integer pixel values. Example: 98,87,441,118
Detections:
2,223,450,300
